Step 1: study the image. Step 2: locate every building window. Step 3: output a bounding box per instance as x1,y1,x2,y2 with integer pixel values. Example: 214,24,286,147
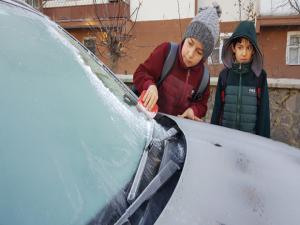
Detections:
208,33,232,65
83,38,96,55
286,31,300,65
25,0,39,9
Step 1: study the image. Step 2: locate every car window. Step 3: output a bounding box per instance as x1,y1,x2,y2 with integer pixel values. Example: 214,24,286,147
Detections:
0,2,155,225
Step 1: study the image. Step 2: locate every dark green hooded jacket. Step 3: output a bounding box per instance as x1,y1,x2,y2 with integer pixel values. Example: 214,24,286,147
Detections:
211,21,270,138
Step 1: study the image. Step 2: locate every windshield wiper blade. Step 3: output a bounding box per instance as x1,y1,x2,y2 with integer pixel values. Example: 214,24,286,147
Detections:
115,127,180,225
114,159,180,225
127,127,178,203
127,147,150,203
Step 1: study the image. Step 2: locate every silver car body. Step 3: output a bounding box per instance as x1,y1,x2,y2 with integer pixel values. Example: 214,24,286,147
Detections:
156,116,300,225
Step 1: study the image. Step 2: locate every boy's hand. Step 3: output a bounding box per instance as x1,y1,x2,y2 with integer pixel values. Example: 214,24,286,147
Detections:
142,85,158,111
178,108,203,121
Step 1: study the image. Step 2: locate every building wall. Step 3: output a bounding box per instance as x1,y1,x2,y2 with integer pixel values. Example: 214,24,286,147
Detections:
117,19,190,74
258,25,300,79
66,28,112,67
64,19,191,75
65,19,188,74
269,87,300,148
43,3,130,21
44,0,127,8
68,20,237,76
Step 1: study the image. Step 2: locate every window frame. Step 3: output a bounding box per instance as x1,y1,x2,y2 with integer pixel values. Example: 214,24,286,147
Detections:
83,37,96,55
286,31,300,66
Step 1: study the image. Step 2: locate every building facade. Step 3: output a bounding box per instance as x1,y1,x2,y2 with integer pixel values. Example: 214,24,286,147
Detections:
26,0,300,78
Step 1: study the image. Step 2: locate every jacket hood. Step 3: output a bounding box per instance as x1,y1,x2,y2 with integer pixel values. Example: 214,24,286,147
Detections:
221,21,263,77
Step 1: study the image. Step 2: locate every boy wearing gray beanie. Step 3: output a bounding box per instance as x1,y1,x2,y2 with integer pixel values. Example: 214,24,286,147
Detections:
133,3,221,121
184,3,221,59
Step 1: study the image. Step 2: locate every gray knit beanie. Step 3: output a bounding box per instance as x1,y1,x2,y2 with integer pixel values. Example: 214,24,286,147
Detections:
184,2,221,59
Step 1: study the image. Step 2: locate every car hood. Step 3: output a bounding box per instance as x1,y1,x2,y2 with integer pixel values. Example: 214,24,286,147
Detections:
155,116,300,225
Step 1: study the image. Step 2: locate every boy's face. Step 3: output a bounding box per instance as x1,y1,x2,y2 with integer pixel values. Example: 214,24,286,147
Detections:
181,38,204,67
232,38,254,63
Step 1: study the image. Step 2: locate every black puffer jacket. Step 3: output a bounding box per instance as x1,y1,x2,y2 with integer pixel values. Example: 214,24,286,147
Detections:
211,21,270,138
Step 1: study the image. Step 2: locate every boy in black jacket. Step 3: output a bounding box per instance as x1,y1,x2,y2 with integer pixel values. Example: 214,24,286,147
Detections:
211,21,270,138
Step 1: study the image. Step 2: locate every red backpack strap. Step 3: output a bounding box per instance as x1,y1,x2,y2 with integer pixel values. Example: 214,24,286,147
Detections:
220,68,229,104
255,73,263,106
221,89,225,103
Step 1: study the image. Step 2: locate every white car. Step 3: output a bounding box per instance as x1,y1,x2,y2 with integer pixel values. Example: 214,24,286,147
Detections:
1,1,300,225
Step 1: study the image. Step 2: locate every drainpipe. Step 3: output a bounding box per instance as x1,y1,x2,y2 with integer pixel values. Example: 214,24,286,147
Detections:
195,0,198,15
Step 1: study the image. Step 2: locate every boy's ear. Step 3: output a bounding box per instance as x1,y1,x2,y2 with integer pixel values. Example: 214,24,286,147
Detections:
252,46,256,56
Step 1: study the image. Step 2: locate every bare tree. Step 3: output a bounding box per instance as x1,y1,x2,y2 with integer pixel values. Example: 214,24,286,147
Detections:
234,0,242,21
277,0,300,14
243,0,256,21
234,0,257,21
89,0,142,70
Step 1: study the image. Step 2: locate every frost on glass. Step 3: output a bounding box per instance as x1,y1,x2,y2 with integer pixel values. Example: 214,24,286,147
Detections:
0,3,162,225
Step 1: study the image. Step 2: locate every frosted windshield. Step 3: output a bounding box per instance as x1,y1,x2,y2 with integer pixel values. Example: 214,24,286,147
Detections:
0,2,153,225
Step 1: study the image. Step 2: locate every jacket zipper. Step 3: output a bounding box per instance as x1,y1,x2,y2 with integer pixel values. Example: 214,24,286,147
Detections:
179,69,190,104
236,63,242,129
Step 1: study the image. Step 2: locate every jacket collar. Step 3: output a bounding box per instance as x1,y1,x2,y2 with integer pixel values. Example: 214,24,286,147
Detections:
232,62,252,74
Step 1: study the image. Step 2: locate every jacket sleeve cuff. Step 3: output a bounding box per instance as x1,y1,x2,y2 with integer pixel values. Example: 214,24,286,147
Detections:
190,106,200,118
143,80,156,91
190,102,208,118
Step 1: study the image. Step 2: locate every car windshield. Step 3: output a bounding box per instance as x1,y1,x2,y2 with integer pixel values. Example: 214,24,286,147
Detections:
0,1,157,225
